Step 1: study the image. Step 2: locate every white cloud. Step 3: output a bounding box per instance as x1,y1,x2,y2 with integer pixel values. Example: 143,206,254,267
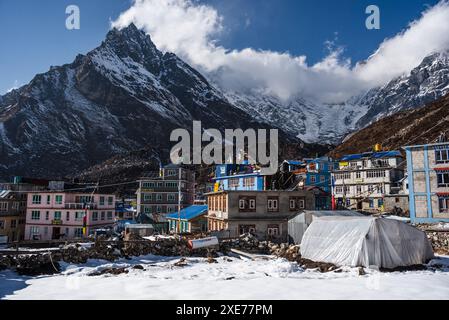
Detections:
112,0,449,103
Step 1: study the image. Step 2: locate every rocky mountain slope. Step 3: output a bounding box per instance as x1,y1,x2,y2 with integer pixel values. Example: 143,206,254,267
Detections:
227,52,449,144
355,52,449,128
0,24,294,180
329,93,449,158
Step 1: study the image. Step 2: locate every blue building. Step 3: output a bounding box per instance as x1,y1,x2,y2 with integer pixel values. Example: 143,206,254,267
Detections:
282,157,337,193
167,205,208,233
214,163,265,191
404,142,449,223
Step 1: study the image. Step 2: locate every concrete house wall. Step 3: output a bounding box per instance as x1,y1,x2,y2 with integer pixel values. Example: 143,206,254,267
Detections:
405,142,449,223
207,190,315,241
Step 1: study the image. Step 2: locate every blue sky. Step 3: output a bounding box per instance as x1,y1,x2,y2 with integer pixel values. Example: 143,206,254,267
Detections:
0,0,441,94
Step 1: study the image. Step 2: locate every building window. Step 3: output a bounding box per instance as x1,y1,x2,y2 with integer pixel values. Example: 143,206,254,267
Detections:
54,211,62,220
75,212,85,221
356,185,362,194
12,202,19,210
92,212,98,221
0,202,7,211
238,197,256,212
335,172,351,180
239,225,256,235
31,211,40,220
437,172,449,188
289,197,305,211
439,197,449,213
378,199,384,208
166,182,178,188
335,186,343,194
229,178,239,188
144,207,151,214
0,221,4,230
310,175,316,184
290,199,296,210
157,206,162,213
377,184,384,194
55,195,63,205
375,159,390,167
166,169,177,177
157,182,164,188
368,185,374,193
10,220,17,229
267,198,279,212
142,182,155,188
30,226,40,235
369,199,374,208
108,197,114,206
32,195,42,205
46,195,51,205
367,170,386,178
320,176,326,183
156,194,162,202
267,225,280,237
107,212,113,220
243,177,255,188
77,196,94,205
435,148,449,164
101,212,105,220
356,172,361,179
66,212,70,221
144,194,152,201
99,197,105,206
74,228,83,238
168,194,176,202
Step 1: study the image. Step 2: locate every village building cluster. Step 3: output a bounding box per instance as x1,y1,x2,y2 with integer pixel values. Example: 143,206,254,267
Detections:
1,140,449,244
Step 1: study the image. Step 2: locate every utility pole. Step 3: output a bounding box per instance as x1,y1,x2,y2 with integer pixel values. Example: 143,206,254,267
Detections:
177,167,182,234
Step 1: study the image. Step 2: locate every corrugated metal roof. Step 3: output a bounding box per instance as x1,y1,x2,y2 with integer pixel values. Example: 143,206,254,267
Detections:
284,160,304,166
303,210,364,217
214,172,260,180
166,205,208,221
0,190,11,198
340,151,402,161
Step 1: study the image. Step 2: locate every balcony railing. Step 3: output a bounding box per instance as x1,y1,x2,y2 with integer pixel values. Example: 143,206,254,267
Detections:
64,203,98,209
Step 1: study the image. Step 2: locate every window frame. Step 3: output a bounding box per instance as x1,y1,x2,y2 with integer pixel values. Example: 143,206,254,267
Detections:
437,172,449,188
54,211,62,220
435,148,449,164
238,196,257,212
439,197,449,213
55,195,63,205
32,195,42,205
267,197,279,212
31,210,40,220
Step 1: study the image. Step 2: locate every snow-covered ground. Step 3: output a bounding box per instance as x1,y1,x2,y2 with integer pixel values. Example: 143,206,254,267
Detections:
1,255,449,300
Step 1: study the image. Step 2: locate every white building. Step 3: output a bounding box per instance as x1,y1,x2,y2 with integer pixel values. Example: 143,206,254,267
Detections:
331,151,407,213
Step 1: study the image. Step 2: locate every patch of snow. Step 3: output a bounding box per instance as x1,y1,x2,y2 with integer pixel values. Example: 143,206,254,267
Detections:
2,255,449,300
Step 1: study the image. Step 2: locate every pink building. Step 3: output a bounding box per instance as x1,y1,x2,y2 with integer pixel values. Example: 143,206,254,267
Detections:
25,192,116,240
